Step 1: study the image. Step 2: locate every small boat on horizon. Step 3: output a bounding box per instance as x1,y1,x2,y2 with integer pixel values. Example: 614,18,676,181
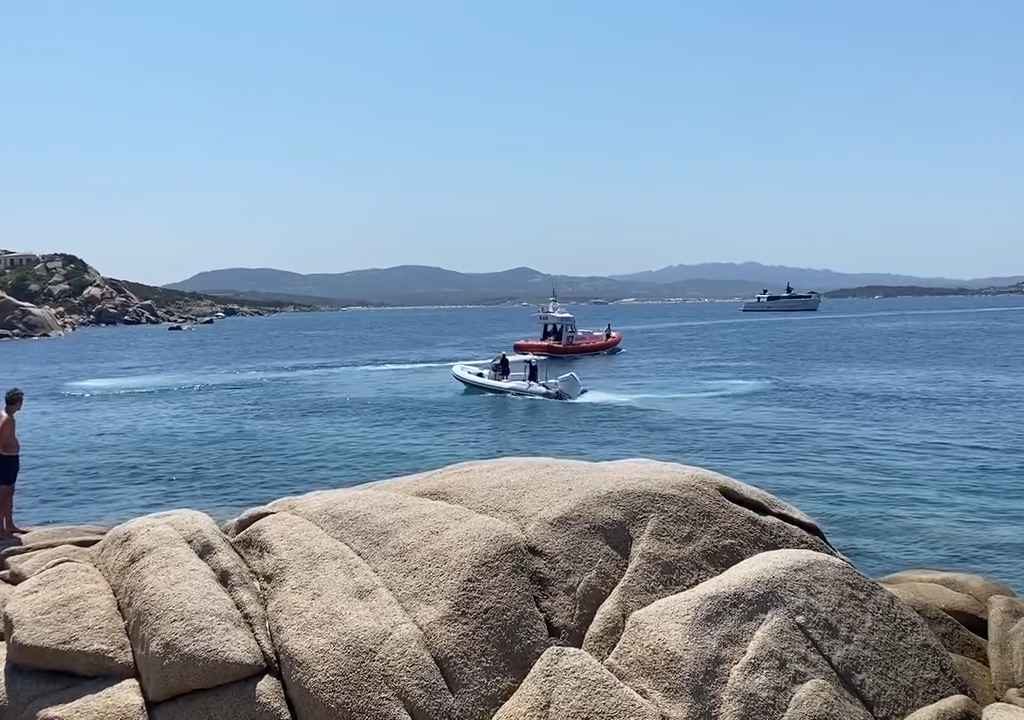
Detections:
451,354,585,400
513,296,623,356
741,284,821,312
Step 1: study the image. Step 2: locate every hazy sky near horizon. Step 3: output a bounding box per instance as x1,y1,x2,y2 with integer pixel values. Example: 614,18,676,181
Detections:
3,3,1022,285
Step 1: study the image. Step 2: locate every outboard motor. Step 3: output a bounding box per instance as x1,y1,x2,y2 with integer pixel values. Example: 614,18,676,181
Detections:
554,372,584,400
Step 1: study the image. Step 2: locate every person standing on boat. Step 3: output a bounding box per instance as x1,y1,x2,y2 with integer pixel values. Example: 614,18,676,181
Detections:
786,282,793,294
498,353,511,380
527,358,539,383
605,323,613,340
0,388,26,538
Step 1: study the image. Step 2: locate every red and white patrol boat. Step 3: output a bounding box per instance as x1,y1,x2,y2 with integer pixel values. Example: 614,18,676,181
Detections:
513,296,623,356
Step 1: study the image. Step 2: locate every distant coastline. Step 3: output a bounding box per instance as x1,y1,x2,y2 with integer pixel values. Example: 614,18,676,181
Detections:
166,261,1024,309
825,283,1024,299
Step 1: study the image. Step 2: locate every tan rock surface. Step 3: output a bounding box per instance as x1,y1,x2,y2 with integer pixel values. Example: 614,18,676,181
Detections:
984,703,1024,719
951,654,996,706
904,695,982,720
156,510,278,672
493,647,659,720
884,581,990,637
911,603,990,665
0,642,141,720
95,514,265,702
233,509,461,720
989,595,1024,697
34,679,148,720
783,678,874,719
149,674,291,720
3,561,134,678
606,549,970,720
254,458,839,661
5,544,94,584
17,525,108,547
881,570,1017,605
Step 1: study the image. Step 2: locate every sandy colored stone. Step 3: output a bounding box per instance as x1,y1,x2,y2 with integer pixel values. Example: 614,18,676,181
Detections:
95,514,265,702
1005,688,1024,707
989,595,1024,697
234,509,464,720
241,458,839,663
984,703,1024,719
0,580,11,613
1,536,104,562
0,292,63,336
149,674,291,720
34,678,148,720
884,581,990,637
5,544,94,584
912,603,990,665
1,642,143,720
493,647,659,720
951,653,996,706
904,695,982,720
881,570,1017,605
783,678,874,719
156,510,278,672
3,561,134,678
17,525,108,547
606,549,971,720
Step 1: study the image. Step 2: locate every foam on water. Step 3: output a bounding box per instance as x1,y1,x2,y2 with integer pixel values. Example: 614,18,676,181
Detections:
577,379,773,404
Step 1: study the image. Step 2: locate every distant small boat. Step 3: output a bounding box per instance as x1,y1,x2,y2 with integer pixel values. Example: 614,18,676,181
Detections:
741,284,821,312
451,354,585,400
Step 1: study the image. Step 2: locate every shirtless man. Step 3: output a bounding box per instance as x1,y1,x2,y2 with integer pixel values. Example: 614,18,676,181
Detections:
0,388,26,537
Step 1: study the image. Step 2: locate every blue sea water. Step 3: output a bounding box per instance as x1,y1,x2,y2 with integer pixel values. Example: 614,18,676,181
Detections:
2,296,1023,588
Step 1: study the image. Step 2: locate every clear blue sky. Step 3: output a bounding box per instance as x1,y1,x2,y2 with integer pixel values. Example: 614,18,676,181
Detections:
2,2,1021,284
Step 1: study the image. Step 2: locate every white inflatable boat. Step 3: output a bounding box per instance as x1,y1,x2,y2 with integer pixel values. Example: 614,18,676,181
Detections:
451,354,585,400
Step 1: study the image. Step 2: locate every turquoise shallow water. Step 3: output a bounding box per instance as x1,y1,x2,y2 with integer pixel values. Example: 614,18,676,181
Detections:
2,295,1023,588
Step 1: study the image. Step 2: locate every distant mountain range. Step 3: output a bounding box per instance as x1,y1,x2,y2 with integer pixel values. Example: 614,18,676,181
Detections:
166,262,1024,306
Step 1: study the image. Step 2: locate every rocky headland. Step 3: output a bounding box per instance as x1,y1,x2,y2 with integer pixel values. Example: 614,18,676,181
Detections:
0,458,1020,719
0,252,310,340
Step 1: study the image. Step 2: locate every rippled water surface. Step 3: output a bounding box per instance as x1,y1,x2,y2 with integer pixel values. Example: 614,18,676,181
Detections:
4,296,1023,587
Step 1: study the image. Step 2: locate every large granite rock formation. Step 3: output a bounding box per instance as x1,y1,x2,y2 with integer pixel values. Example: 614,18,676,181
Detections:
0,292,63,338
0,458,1019,719
0,252,280,338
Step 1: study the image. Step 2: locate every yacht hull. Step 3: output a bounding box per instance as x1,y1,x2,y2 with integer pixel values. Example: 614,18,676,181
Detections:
741,297,821,312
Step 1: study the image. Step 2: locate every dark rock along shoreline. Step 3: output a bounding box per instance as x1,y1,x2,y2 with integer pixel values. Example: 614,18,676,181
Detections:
0,458,1020,719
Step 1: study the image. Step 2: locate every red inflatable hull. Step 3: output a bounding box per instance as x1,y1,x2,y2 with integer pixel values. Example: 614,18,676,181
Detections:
513,333,623,356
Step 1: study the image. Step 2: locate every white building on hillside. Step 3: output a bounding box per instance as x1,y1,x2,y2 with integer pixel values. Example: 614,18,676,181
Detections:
0,252,40,271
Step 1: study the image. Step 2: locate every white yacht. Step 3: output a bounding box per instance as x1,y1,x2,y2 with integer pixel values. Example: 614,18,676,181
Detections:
742,284,821,312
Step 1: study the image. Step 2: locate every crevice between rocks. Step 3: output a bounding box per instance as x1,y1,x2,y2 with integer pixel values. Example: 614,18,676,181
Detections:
790,613,876,718
281,510,459,706
575,519,647,658
163,519,279,676
718,486,838,553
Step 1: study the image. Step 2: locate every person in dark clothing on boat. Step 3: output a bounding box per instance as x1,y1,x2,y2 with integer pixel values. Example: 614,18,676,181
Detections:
605,323,613,340
527,359,539,383
786,282,793,294
499,353,511,380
